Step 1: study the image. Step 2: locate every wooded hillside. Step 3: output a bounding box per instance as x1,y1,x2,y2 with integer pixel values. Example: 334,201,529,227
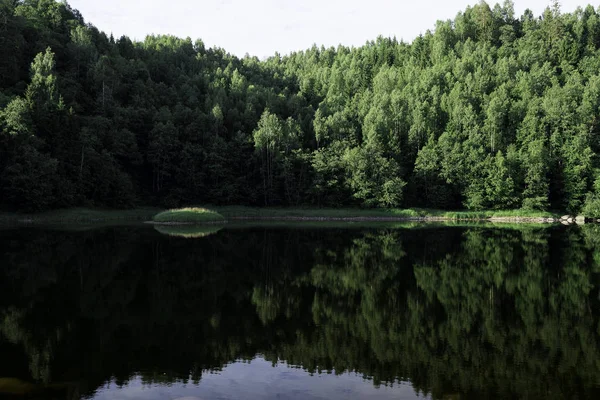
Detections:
1,0,600,214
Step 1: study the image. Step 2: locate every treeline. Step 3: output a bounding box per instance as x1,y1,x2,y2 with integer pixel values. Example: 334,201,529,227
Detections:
1,0,600,213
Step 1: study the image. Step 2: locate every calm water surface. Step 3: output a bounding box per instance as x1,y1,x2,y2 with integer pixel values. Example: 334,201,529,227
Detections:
0,223,599,400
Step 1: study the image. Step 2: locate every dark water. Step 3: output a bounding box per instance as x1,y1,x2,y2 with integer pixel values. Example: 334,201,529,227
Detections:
1,223,599,400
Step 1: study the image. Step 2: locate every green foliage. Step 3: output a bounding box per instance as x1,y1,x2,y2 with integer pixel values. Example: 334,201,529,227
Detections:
2,143,58,211
464,151,518,210
412,140,455,208
209,206,557,221
521,140,550,210
583,194,600,218
25,47,60,114
252,110,302,205
0,207,159,224
343,145,406,207
583,171,600,217
152,207,225,224
1,1,600,213
0,97,32,135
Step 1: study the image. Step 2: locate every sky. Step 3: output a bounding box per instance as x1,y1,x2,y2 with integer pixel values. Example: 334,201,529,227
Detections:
67,0,593,58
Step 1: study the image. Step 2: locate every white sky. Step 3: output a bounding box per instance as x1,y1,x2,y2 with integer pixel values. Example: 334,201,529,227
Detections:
67,0,593,58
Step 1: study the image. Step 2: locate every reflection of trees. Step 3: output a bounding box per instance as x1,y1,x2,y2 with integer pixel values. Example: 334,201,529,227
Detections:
266,226,600,399
406,227,600,399
0,226,599,399
1,308,53,382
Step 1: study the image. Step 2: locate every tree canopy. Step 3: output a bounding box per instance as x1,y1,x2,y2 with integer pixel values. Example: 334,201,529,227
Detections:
2,0,600,213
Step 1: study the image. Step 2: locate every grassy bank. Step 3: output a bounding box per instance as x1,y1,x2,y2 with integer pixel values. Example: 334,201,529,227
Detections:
224,220,560,231
0,207,160,225
152,208,225,224
213,206,560,221
0,206,562,226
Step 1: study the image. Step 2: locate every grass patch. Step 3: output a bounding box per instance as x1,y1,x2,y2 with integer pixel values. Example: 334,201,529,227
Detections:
212,206,560,221
224,220,557,231
0,207,160,225
214,206,423,219
152,208,225,224
432,209,559,219
154,225,223,238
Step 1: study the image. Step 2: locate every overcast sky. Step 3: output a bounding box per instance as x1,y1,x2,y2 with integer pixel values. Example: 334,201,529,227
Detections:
68,0,593,58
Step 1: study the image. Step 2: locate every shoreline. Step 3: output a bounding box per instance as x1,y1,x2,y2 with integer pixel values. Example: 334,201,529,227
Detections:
1,206,596,226
228,215,558,223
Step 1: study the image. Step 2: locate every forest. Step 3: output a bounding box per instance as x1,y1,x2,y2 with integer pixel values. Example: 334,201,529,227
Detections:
1,0,600,214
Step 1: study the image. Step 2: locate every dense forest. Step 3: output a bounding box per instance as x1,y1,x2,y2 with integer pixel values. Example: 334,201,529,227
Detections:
1,0,600,214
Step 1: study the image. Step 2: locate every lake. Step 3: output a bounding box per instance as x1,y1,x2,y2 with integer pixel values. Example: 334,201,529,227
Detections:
0,223,599,399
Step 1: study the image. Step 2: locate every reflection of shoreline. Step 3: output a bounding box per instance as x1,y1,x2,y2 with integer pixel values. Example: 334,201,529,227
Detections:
227,216,560,224
154,225,223,238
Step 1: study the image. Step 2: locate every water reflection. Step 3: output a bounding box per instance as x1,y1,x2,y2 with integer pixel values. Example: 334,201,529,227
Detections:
0,224,599,399
153,224,222,238
91,357,422,400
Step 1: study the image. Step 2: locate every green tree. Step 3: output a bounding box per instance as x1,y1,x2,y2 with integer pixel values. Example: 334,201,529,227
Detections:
343,144,406,207
148,121,179,194
25,47,61,120
1,143,58,211
0,97,32,135
583,170,600,217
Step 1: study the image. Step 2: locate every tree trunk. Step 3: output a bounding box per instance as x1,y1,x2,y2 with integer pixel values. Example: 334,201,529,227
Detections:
79,146,84,179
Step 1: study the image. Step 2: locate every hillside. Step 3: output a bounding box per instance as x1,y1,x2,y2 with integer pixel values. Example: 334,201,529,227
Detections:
1,0,600,215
